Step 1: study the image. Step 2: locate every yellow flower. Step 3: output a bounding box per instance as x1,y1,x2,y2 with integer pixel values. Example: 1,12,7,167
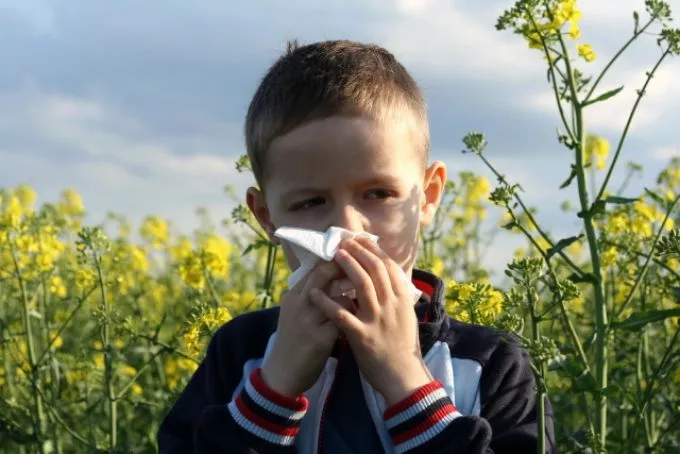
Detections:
140,216,170,249
577,44,596,62
608,213,628,235
15,184,37,211
121,365,137,377
171,236,193,262
567,22,581,40
58,188,85,217
560,0,582,23
129,245,149,272
51,334,64,350
93,353,104,369
570,295,585,315
525,32,543,49
3,195,24,229
468,176,491,203
601,247,618,267
182,325,201,358
535,236,551,253
431,257,445,277
49,275,67,298
131,383,143,396
201,234,231,278
75,267,96,291
585,135,610,170
201,307,233,331
179,253,205,290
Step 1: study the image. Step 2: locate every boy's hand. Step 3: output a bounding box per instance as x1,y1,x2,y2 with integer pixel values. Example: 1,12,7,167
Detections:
310,237,433,407
261,261,346,397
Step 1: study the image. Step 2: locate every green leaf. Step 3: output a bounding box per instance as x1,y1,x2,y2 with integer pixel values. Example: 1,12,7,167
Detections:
241,239,271,256
644,187,666,207
588,200,607,217
559,167,577,189
28,310,43,320
501,221,517,231
571,370,599,395
583,86,624,107
613,308,680,331
603,196,639,205
672,287,680,304
567,272,598,285
546,234,583,260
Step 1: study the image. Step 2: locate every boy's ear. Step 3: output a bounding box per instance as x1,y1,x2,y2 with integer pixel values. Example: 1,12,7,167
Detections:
420,160,447,227
246,186,279,244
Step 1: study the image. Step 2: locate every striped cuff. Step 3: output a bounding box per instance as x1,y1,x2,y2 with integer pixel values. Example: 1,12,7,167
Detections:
384,380,461,453
227,368,309,446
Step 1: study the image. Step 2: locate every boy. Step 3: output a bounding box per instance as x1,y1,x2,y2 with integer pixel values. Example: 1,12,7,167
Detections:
158,40,555,453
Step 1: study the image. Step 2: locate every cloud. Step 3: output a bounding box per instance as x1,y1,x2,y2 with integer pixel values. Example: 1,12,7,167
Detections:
0,85,251,234
376,0,542,84
522,52,680,139
652,147,680,161
1,0,674,266
0,0,56,35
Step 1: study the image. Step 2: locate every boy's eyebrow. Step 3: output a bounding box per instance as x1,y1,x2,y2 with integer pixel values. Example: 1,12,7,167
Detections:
279,187,327,204
279,176,404,204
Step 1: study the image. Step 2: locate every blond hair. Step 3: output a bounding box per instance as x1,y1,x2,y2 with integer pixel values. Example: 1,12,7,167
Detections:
244,39,429,186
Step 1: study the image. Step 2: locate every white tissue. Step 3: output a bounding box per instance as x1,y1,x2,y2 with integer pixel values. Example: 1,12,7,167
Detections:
274,226,422,304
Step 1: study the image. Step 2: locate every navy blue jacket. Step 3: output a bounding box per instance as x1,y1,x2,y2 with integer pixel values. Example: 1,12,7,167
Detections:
158,269,556,453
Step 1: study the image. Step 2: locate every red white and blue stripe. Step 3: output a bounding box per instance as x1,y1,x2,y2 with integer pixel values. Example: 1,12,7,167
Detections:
227,368,309,446
384,380,461,453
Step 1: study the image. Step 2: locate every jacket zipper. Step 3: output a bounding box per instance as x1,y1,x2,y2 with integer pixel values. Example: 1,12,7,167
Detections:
316,338,347,454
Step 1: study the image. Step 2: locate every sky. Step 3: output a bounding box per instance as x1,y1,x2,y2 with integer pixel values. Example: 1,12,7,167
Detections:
1,0,679,277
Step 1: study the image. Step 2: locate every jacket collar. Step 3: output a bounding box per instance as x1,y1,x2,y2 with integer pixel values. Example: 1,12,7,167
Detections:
411,268,448,358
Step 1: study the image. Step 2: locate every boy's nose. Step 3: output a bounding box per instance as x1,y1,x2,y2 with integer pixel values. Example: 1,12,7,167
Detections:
334,204,364,233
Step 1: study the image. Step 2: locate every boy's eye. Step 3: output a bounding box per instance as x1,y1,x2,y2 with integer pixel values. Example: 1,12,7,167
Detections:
365,189,393,200
290,197,325,211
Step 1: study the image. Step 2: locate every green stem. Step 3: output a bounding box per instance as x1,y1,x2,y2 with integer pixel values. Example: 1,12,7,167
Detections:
508,208,591,376
261,243,277,309
204,271,222,308
594,48,672,203
629,326,679,445
559,32,609,450
477,152,587,280
119,329,200,364
38,275,63,454
0,283,19,406
635,337,653,448
93,251,117,452
36,286,96,367
640,286,656,447
10,243,47,454
526,7,575,142
33,385,97,450
115,347,168,400
527,288,547,454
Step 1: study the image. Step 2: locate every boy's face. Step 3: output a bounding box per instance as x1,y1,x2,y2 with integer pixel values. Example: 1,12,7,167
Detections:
247,115,446,276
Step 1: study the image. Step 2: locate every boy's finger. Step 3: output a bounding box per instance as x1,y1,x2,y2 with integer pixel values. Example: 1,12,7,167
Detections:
299,261,343,296
343,239,392,300
355,236,389,259
310,288,364,335
335,248,380,318
357,237,409,297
